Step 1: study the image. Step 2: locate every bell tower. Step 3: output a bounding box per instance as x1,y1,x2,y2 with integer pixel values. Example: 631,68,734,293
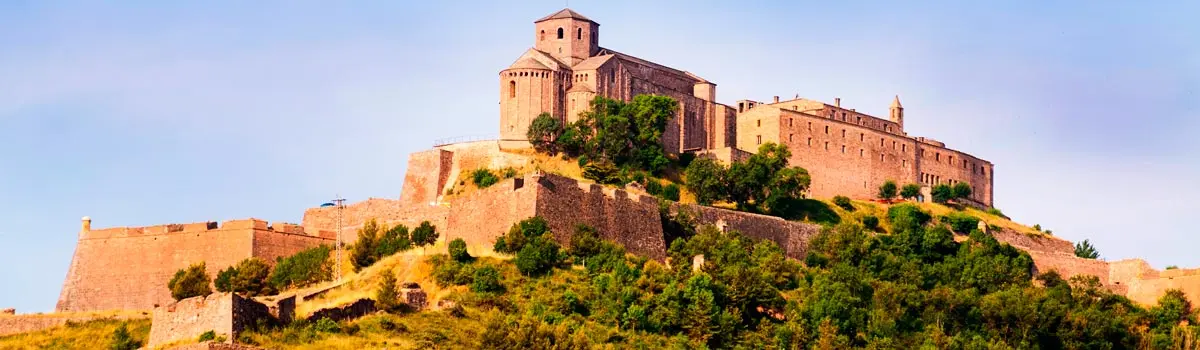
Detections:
533,9,599,65
889,95,904,130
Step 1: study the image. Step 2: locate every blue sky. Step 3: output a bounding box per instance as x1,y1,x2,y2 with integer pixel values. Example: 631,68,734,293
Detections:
1,1,1196,312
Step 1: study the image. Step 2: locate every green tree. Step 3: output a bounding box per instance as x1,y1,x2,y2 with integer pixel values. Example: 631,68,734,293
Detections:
375,269,400,312
214,266,235,293
931,184,954,204
526,112,563,152
215,258,274,296
515,236,561,276
109,323,140,350
1074,239,1100,259
878,180,898,200
684,157,727,205
351,219,383,271
952,182,972,200
900,183,921,199
411,221,439,247
168,262,212,301
376,223,412,258
268,245,332,290
449,238,471,262
728,142,793,210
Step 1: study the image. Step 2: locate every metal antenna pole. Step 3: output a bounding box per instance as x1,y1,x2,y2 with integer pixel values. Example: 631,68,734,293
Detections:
333,195,346,282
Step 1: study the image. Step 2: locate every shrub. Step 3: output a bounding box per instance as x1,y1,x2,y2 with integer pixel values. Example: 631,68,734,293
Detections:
269,245,332,290
661,184,681,201
832,196,854,211
1167,265,1180,270
878,180,898,200
376,223,412,258
515,236,561,276
449,238,471,262
198,330,217,342
645,181,663,196
494,217,552,254
952,182,972,200
168,262,212,301
472,169,500,188
471,266,504,294
900,183,921,199
431,255,475,287
986,207,1005,217
110,323,141,350
214,258,273,296
501,167,518,179
631,172,646,185
577,155,590,167
861,215,879,230
411,221,439,247
931,184,953,204
941,212,981,234
887,203,931,232
582,161,622,185
376,270,400,312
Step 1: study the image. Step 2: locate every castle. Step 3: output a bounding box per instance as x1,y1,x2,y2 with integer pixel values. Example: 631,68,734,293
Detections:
499,9,993,207
28,8,1193,324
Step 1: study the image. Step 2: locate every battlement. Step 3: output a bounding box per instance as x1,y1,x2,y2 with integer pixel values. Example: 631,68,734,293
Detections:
81,218,315,240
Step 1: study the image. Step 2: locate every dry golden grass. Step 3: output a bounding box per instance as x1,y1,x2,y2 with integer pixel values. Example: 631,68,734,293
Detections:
0,317,150,350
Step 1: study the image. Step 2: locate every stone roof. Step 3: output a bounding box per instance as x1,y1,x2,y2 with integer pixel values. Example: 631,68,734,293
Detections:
508,57,551,70
891,95,903,108
572,55,614,71
535,8,595,23
567,83,595,93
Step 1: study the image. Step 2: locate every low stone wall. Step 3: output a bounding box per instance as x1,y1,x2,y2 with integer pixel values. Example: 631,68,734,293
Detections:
148,293,272,349
535,175,666,259
687,204,821,259
306,299,375,323
165,342,266,350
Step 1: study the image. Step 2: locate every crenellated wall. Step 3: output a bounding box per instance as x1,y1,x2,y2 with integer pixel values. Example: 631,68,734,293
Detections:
56,219,332,313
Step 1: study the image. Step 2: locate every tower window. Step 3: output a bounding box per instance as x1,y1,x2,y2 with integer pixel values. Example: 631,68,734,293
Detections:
859,149,863,157
509,81,516,98
540,30,545,41
577,28,582,39
757,120,761,127
824,126,829,134
557,27,564,39
807,137,812,146
756,135,762,145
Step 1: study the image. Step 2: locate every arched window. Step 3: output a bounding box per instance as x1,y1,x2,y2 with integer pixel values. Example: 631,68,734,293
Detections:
557,27,564,39
577,28,582,39
509,81,516,98
540,30,545,41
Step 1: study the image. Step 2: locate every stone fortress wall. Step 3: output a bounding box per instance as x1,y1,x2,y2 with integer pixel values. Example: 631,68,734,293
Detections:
55,219,333,313
736,97,993,206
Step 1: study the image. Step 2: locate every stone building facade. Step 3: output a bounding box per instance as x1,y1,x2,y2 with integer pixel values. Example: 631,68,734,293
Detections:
501,9,993,206
500,9,737,153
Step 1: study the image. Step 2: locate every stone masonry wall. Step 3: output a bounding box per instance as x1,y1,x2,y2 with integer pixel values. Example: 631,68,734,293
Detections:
148,293,271,348
398,148,452,207
445,177,538,249
535,175,666,259
686,204,822,259
57,220,331,313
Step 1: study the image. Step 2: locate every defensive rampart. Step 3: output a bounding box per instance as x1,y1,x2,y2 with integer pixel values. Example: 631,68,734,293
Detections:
56,219,332,313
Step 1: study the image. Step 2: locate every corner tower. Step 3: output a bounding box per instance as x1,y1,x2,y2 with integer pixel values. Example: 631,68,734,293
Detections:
534,9,599,66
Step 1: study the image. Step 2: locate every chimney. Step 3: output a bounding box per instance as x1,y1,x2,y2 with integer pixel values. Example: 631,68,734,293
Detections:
773,96,779,103
835,97,841,107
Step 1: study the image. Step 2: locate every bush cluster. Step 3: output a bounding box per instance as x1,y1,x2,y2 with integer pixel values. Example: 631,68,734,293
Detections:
493,217,562,276
215,258,274,296
268,245,332,290
832,195,853,211
350,219,438,271
940,211,981,234
168,262,212,301
683,143,810,213
527,95,677,176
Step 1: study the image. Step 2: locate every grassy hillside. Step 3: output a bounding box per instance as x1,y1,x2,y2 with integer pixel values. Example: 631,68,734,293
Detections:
0,318,150,350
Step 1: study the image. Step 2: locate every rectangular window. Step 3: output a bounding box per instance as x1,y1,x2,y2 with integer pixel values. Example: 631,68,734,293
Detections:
860,133,864,142
825,126,829,134
902,144,906,152
756,135,762,145
902,159,907,168
841,145,846,153
825,142,829,150
757,120,761,127
789,134,794,142
936,153,941,161
842,129,846,138
880,154,885,161
808,122,812,131
807,137,812,146
789,118,793,127
859,149,864,157
880,138,884,146
892,141,896,149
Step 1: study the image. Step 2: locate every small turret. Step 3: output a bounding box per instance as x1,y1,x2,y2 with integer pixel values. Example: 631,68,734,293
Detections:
889,95,904,130
81,216,91,232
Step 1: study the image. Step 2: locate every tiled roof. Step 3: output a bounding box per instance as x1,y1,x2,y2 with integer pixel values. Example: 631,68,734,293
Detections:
535,8,594,23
